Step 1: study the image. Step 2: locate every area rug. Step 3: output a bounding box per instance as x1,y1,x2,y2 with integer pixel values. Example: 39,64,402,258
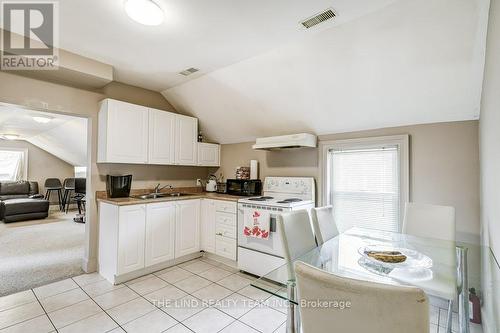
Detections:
0,213,85,296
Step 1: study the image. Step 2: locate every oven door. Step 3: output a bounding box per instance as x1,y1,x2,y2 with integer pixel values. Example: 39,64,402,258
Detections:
237,203,286,257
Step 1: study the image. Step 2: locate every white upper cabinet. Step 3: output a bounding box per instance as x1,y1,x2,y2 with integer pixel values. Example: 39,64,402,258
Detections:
175,115,198,166
98,99,205,166
148,108,175,165
198,143,220,167
175,199,200,257
98,99,149,164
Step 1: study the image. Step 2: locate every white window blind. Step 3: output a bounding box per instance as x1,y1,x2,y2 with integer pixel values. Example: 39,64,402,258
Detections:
0,149,26,181
329,146,400,232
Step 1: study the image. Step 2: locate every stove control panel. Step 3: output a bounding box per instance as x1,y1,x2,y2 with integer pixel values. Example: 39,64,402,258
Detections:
263,177,315,196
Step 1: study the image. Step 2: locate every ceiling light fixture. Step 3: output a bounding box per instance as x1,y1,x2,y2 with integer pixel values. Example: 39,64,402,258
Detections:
32,116,53,124
125,0,164,26
1,134,20,140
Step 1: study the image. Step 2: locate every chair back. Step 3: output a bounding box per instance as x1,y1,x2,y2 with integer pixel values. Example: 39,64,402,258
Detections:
74,178,86,194
402,202,455,241
63,178,75,189
310,206,339,245
294,261,429,333
277,210,316,278
44,178,62,189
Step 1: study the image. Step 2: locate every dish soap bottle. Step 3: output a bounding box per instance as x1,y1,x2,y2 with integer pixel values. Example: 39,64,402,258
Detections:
469,288,481,324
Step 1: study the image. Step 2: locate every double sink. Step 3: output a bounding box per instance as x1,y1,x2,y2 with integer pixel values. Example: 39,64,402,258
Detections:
131,192,194,200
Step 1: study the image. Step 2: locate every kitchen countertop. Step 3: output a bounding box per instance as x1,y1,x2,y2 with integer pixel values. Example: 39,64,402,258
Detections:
97,192,242,206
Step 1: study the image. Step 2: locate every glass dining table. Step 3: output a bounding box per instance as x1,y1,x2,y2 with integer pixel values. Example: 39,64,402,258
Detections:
251,227,488,333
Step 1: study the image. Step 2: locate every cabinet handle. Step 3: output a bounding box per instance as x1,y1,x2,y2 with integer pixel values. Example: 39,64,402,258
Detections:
216,232,223,236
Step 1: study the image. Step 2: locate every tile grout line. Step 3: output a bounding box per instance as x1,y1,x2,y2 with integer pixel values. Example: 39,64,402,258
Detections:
31,289,58,333
72,277,128,332
160,258,280,333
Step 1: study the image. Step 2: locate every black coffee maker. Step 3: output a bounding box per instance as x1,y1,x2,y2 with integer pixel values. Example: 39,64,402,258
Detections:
106,175,132,198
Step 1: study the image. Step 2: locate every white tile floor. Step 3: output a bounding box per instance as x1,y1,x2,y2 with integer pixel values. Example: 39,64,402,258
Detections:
0,256,483,333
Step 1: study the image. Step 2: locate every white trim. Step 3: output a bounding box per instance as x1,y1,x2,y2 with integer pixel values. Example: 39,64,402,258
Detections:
318,134,409,230
0,146,29,180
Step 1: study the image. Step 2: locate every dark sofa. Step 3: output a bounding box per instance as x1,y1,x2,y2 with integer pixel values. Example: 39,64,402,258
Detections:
0,181,49,223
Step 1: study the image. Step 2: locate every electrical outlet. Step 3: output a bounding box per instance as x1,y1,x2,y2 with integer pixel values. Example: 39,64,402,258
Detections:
196,179,202,186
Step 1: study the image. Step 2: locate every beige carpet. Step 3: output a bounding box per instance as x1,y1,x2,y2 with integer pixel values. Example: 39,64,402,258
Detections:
0,211,85,296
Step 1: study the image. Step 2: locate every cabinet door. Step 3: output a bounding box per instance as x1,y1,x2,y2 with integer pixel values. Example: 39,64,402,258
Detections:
175,115,198,165
148,109,175,165
175,200,200,257
105,99,149,163
200,199,216,253
118,205,146,274
145,202,175,266
197,143,220,167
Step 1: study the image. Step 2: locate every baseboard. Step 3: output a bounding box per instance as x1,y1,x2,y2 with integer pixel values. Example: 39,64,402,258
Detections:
82,256,97,273
203,252,238,268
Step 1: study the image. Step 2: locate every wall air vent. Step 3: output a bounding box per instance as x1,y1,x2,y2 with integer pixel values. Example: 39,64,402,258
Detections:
301,9,335,29
179,67,200,76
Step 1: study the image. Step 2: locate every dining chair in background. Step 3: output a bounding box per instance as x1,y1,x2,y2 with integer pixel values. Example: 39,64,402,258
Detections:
44,178,63,210
62,178,75,212
402,202,456,241
402,202,456,332
294,261,430,333
310,205,339,245
277,209,317,279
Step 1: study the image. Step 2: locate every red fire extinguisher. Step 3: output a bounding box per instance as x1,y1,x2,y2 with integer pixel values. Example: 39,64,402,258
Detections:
469,288,481,324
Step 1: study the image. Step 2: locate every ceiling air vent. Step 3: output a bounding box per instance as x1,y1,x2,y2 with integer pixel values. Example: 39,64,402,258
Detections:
179,67,199,76
301,9,335,29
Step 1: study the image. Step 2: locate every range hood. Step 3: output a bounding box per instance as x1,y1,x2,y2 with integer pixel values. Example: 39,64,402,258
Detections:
252,133,317,150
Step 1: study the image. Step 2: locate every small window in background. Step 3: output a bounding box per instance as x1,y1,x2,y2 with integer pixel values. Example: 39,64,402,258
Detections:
74,166,87,178
329,146,400,232
0,149,27,181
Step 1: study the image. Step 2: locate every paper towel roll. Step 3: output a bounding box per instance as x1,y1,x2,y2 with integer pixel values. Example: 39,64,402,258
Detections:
250,160,258,180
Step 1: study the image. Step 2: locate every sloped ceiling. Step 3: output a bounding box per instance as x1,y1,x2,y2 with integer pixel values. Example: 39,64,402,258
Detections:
163,0,489,144
0,106,87,166
58,0,399,91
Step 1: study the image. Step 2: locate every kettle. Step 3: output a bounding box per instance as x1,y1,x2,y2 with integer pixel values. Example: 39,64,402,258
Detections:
206,175,217,192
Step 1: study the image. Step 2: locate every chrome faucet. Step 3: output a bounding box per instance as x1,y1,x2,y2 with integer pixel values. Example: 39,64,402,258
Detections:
154,183,173,194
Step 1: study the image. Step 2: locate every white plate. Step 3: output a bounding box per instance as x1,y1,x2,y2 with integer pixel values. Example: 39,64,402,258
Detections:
358,245,433,269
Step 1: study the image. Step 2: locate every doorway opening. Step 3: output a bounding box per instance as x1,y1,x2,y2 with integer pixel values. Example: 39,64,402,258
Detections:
0,103,90,296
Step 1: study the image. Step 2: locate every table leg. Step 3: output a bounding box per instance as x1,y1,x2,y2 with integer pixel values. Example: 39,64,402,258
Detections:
456,246,470,333
287,283,300,333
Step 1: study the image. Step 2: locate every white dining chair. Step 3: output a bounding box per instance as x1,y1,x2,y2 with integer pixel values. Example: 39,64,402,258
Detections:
294,261,430,333
402,202,456,241
310,205,339,245
402,202,456,332
277,209,317,279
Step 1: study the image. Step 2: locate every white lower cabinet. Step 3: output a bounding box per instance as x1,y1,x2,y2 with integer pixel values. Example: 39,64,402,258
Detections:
117,204,146,275
145,202,175,266
200,200,237,260
99,199,201,284
175,200,201,257
201,199,216,253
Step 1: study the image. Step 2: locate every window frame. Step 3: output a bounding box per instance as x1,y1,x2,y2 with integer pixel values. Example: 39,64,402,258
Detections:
0,147,29,181
319,134,410,231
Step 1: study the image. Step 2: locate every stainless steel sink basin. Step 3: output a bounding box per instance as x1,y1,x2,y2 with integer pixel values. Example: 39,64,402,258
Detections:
131,192,193,200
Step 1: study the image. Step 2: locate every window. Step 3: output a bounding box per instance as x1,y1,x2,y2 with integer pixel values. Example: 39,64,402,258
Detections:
320,135,409,232
74,166,87,178
0,148,28,181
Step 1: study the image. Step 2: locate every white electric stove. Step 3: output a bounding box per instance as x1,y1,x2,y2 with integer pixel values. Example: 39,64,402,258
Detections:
237,177,315,277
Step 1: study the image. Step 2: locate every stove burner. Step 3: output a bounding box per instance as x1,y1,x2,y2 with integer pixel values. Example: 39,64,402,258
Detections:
248,196,274,201
276,198,303,204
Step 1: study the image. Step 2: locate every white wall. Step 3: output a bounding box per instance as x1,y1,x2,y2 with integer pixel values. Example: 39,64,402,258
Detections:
164,0,489,144
479,0,500,330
